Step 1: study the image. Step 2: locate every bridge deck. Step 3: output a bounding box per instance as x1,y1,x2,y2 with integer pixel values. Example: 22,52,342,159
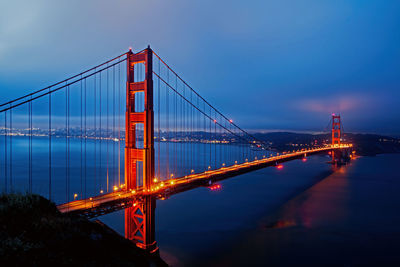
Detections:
57,145,350,217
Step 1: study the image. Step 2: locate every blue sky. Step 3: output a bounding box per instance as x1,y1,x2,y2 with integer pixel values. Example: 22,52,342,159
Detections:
1,0,399,135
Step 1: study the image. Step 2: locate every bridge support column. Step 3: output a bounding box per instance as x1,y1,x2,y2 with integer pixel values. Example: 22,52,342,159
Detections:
125,47,157,253
331,114,341,164
125,196,157,252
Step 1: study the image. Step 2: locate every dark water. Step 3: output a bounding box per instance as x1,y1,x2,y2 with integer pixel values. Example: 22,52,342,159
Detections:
0,136,265,204
98,153,400,266
3,136,400,266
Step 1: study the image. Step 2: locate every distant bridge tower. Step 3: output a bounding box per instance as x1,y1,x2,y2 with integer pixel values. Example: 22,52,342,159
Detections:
331,114,341,163
332,114,341,146
125,47,157,253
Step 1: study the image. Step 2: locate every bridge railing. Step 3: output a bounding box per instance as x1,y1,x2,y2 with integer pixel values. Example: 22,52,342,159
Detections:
0,47,349,206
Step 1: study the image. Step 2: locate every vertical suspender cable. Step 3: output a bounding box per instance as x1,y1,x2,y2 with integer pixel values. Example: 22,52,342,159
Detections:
67,84,70,203
197,96,200,171
9,108,12,191
48,90,51,199
174,75,177,176
190,90,192,172
4,111,7,192
157,59,161,180
166,69,169,179
209,105,211,170
183,84,186,174
28,101,30,192
65,83,68,203
181,83,184,176
204,101,206,171
118,64,121,187
113,66,117,186
84,79,87,199
220,115,222,167
99,72,102,192
106,65,109,191
94,70,97,194
80,77,83,198
214,110,216,169
29,98,32,193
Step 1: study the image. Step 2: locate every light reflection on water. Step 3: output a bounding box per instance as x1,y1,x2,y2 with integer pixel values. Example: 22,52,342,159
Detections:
99,151,341,266
192,154,400,267
5,136,400,266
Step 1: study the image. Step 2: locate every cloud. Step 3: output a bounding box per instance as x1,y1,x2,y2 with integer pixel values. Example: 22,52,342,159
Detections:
293,93,380,114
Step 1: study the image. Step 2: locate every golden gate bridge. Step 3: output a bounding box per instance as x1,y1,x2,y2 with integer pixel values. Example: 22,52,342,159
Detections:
0,46,351,253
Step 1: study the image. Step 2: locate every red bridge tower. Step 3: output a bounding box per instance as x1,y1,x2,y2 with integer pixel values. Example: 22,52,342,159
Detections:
124,47,157,253
332,114,341,146
331,114,341,163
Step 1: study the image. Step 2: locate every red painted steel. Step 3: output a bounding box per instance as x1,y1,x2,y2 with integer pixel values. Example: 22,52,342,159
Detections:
332,114,341,146
59,146,352,216
332,114,341,161
124,47,157,253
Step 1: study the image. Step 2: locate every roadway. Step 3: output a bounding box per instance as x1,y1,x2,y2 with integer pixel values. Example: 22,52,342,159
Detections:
57,145,351,217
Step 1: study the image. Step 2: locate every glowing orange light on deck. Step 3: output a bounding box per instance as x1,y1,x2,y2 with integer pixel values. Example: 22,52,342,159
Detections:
302,158,307,162
214,119,217,123
100,190,104,194
229,119,233,123
276,164,284,169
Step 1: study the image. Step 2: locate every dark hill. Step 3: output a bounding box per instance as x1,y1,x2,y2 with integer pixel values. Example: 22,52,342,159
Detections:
253,132,400,156
0,193,167,267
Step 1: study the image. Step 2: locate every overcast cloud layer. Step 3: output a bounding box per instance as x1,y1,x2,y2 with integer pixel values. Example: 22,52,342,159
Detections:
1,0,399,135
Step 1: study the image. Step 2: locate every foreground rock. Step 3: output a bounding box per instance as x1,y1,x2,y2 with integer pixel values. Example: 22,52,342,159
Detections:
0,193,167,266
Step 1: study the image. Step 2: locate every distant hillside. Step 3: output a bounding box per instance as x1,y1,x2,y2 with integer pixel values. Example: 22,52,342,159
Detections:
0,194,167,267
253,132,400,156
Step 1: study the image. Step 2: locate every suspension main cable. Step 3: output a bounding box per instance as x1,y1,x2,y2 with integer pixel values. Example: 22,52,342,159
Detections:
152,51,268,149
153,71,262,148
0,59,126,113
0,53,128,108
